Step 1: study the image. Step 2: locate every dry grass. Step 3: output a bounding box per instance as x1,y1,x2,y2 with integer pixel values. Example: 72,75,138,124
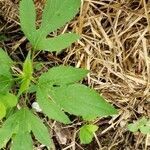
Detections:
0,0,150,150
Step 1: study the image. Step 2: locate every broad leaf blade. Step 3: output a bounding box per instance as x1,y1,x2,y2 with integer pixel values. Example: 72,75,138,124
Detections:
140,125,150,134
36,85,71,124
18,78,30,95
39,66,88,85
51,84,117,120
19,0,37,43
0,74,13,93
79,124,98,144
1,108,51,150
16,108,31,133
128,123,138,132
0,93,17,108
10,109,32,150
28,110,51,148
0,113,19,148
11,132,33,150
35,33,79,52
0,129,12,148
39,0,81,37
0,48,13,68
0,49,13,93
128,117,150,134
0,101,6,120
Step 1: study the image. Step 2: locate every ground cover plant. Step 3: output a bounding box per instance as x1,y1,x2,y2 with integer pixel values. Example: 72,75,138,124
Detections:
0,0,150,149
0,0,117,149
128,117,150,134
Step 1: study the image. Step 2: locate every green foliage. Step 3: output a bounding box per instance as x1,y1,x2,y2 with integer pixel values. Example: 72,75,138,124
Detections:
0,101,6,120
0,0,118,149
19,52,33,95
36,84,71,124
35,33,79,52
19,0,80,51
11,131,33,150
0,49,13,67
0,108,51,149
0,49,15,119
39,0,80,36
49,83,117,120
128,117,150,134
37,66,116,123
0,93,17,108
19,0,36,44
38,65,89,85
0,75,13,93
79,124,98,144
0,48,13,93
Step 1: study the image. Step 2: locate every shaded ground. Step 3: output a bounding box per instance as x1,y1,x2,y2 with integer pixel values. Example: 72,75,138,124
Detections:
0,0,150,149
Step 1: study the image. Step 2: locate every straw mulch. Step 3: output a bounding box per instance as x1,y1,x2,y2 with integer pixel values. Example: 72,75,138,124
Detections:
0,0,150,150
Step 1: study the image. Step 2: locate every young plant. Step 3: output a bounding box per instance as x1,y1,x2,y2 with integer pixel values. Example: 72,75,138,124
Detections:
128,117,150,134
79,124,99,144
0,0,118,149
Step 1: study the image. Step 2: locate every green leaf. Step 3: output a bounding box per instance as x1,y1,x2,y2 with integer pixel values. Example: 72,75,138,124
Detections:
35,33,79,52
19,0,37,43
39,66,88,85
0,108,52,149
15,108,52,148
128,124,138,132
0,129,12,148
28,110,51,147
0,48,13,68
0,93,17,108
39,0,81,37
51,84,117,120
128,117,146,133
36,66,90,123
0,65,10,76
14,108,31,133
0,101,6,120
37,66,117,122
79,124,98,144
36,85,71,124
19,52,33,95
0,74,13,93
0,49,13,93
28,83,37,93
19,78,30,95
128,117,150,134
22,52,33,78
0,112,19,148
11,132,33,150
19,0,80,52
140,125,150,134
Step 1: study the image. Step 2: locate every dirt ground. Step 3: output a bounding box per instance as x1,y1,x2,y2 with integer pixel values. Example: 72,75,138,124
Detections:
0,0,150,150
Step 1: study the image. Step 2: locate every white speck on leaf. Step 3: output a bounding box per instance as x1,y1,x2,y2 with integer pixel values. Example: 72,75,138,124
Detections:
32,102,42,112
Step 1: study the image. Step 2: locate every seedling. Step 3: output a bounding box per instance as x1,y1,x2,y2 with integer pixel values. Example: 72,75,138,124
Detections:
128,117,150,134
0,0,117,149
79,124,98,144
